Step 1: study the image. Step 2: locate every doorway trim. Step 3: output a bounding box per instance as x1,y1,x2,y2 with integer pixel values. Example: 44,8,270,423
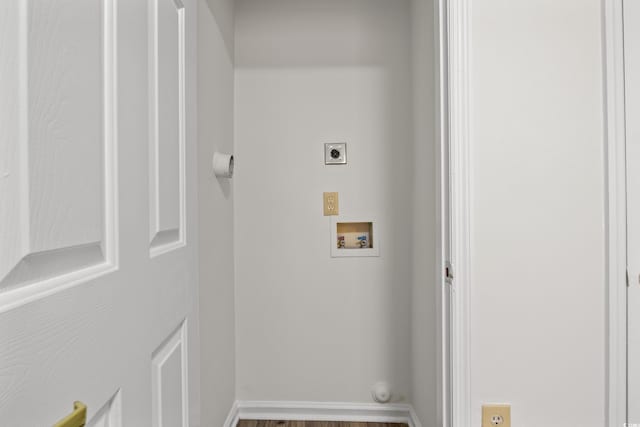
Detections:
442,0,472,425
604,0,628,425
445,1,629,425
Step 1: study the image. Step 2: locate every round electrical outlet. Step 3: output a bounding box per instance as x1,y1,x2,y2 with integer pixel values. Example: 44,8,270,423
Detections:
324,143,347,165
491,415,504,426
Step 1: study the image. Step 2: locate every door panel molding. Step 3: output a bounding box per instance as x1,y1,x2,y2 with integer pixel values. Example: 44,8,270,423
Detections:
0,0,197,424
148,0,186,258
0,0,119,314
87,390,122,427
152,320,189,427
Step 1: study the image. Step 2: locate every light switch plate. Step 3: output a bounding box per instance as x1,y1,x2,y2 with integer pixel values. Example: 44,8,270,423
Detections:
325,143,347,165
323,192,339,216
482,404,511,427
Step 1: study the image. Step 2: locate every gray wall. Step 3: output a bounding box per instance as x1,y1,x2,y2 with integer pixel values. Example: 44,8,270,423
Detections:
410,0,438,425
204,0,234,59
234,0,419,404
198,1,608,425
197,0,236,425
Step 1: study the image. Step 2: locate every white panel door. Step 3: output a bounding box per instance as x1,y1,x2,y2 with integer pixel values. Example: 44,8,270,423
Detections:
0,0,198,425
626,0,640,421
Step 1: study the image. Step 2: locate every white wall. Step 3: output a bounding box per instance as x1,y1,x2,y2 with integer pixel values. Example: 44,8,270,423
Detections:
197,0,236,425
469,1,605,425
234,0,417,404
410,0,438,425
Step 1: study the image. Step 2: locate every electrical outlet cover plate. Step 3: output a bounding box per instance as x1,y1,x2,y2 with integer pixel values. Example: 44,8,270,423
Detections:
323,192,339,216
482,404,511,427
325,143,347,165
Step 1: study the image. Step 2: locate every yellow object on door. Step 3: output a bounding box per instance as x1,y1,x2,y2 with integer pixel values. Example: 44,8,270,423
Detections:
53,401,86,427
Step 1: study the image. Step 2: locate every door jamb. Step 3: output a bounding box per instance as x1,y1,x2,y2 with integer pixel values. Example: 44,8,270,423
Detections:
444,1,630,426
442,0,472,426
604,0,628,425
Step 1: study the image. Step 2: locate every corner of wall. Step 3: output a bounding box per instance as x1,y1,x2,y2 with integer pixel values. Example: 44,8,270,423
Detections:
409,0,438,426
197,0,236,425
202,0,235,62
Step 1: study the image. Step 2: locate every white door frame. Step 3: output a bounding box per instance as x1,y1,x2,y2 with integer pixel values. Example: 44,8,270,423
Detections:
604,0,629,425
444,1,629,426
440,0,472,426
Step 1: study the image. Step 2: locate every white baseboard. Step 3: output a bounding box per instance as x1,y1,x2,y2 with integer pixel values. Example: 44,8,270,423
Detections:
223,400,240,427
223,400,423,427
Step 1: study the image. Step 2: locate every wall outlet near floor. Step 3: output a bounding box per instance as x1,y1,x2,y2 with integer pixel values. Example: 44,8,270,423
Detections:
482,404,511,427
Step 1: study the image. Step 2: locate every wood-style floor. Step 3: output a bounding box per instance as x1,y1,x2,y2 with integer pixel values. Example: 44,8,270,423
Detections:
237,421,408,427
